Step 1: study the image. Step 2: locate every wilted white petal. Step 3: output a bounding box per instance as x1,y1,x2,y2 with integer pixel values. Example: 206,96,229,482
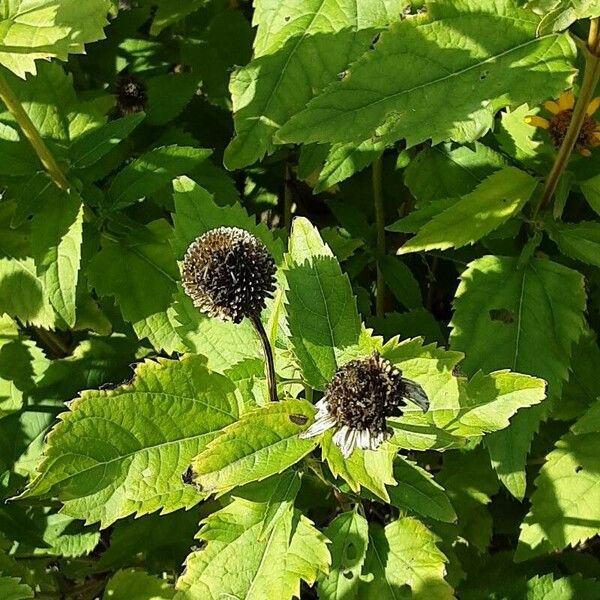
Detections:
332,426,357,458
299,414,336,439
356,429,372,450
402,378,430,411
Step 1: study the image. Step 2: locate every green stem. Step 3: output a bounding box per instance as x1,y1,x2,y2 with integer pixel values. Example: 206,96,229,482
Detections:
283,160,294,232
0,71,70,191
251,314,279,402
536,30,600,215
372,156,386,318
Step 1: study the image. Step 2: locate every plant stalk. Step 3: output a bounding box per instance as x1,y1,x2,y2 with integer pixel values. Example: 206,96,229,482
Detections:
537,24,600,214
0,72,70,191
372,156,386,318
283,160,294,231
251,314,279,402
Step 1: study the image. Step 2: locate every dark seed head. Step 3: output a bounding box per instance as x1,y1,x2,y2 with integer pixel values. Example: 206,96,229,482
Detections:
181,227,276,324
116,74,148,116
549,110,597,154
325,353,409,434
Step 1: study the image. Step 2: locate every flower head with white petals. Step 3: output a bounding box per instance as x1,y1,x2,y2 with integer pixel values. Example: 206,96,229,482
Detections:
300,352,429,458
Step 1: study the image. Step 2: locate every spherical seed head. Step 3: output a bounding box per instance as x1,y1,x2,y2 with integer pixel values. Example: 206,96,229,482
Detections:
116,74,148,115
325,353,407,435
181,227,276,323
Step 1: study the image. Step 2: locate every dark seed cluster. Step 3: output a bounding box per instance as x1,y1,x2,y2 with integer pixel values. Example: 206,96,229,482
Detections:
325,353,408,434
549,110,597,153
116,74,148,116
181,227,276,324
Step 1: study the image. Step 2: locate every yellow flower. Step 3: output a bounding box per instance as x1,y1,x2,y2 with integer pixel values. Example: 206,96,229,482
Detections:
525,91,600,157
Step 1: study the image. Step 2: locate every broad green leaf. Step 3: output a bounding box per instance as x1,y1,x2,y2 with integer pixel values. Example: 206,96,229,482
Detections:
546,221,600,268
580,173,600,216
257,470,301,540
224,0,396,168
0,123,39,176
320,227,364,262
0,0,110,78
404,142,507,205
107,146,212,210
70,113,145,169
145,74,200,126
103,569,175,600
359,518,453,599
388,456,456,523
379,255,422,309
0,576,33,600
150,0,208,35
285,217,361,390
496,103,543,163
528,0,600,32
190,399,317,496
319,511,369,600
31,191,83,327
450,255,586,498
23,355,239,527
176,492,329,600
277,0,575,148
522,574,600,600
397,167,538,254
517,398,600,560
88,220,185,353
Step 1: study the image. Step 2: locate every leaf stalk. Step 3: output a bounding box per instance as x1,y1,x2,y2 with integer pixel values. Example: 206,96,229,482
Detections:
372,155,386,317
251,313,279,402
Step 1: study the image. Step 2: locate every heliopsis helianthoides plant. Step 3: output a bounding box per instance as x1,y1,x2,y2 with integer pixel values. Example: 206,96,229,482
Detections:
5,1,600,598
526,90,600,156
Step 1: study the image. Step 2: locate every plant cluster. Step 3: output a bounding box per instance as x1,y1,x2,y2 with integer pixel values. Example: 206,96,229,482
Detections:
0,0,600,598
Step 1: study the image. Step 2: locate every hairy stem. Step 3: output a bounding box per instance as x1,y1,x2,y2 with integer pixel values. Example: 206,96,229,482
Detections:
0,72,70,191
372,156,386,317
251,314,279,402
536,25,600,214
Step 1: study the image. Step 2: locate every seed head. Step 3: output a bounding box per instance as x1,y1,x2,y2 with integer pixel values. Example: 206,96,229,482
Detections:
181,227,276,324
116,74,148,116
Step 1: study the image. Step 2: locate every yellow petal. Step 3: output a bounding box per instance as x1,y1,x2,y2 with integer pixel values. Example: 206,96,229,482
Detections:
558,90,575,110
544,100,561,115
579,148,592,157
525,115,550,129
587,97,600,116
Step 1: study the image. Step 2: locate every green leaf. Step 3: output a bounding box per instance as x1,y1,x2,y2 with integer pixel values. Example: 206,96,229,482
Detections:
150,0,208,35
190,399,317,496
450,255,586,498
145,74,200,126
31,191,83,327
103,569,175,600
0,576,33,600
23,355,239,527
107,146,212,210
256,470,301,540
379,256,422,309
404,142,507,205
387,456,456,523
523,574,600,599
359,517,453,599
88,220,184,353
285,217,361,390
517,398,600,560
496,103,543,163
70,113,145,169
224,0,395,169
276,0,575,148
176,491,329,600
0,0,110,78
527,0,600,32
319,510,369,600
580,173,600,216
397,167,538,255
546,221,600,268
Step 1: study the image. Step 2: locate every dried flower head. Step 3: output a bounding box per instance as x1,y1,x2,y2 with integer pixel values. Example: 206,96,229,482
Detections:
525,91,600,157
182,227,276,324
116,74,148,116
300,352,429,458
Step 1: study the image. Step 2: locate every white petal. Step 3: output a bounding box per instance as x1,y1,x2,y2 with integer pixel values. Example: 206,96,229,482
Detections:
299,415,336,439
332,426,358,458
356,429,372,450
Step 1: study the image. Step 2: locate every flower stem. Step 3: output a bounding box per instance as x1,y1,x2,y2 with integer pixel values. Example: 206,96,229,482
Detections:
536,24,600,214
283,159,294,231
372,156,386,318
251,314,279,402
0,71,70,191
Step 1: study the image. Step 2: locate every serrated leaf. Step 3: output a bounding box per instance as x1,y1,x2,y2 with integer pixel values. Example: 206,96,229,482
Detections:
88,220,184,353
277,1,575,148
176,493,329,600
523,574,600,599
224,0,395,168
23,355,239,527
359,517,453,599
388,456,456,523
319,510,369,600
190,399,317,496
0,0,110,78
496,103,543,163
31,191,83,327
258,470,301,540
528,0,600,32
0,576,33,600
450,255,586,498
379,255,422,309
106,146,212,210
398,167,538,254
103,569,175,600
517,398,600,560
546,221,600,268
285,217,361,390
